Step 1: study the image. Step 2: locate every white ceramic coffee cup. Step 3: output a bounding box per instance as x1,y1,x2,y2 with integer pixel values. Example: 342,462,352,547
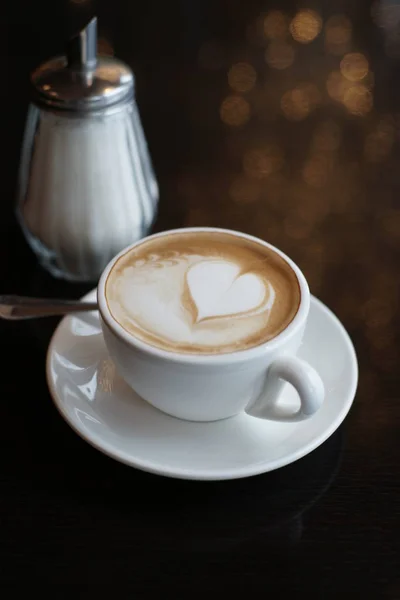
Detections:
97,227,324,422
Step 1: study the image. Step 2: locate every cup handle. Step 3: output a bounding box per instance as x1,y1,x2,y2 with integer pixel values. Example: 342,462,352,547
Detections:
245,356,324,422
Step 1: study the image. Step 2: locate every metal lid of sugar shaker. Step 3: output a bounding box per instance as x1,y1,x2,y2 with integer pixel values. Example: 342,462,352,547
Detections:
30,17,134,113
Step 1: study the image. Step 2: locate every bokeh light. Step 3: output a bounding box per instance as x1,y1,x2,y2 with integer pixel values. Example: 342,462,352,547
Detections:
324,14,352,55
228,62,257,93
229,177,261,204
340,53,369,82
290,10,322,44
263,10,289,40
326,71,348,102
327,67,374,110
364,117,395,162
265,41,295,69
220,95,251,126
198,40,226,70
343,85,373,116
281,84,321,121
243,145,284,179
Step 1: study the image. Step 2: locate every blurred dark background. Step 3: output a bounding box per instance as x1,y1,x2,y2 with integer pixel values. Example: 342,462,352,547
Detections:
2,0,400,595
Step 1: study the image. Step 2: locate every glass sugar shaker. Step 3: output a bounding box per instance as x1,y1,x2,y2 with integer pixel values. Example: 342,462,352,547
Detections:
16,17,158,282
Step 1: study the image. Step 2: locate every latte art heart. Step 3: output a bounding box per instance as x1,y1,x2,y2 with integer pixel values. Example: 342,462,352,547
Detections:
105,231,300,354
186,260,275,323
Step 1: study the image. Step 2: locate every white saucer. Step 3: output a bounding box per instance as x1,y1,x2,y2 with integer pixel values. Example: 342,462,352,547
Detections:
46,291,358,480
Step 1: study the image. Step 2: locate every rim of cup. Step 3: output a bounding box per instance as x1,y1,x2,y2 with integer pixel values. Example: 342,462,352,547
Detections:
97,227,310,365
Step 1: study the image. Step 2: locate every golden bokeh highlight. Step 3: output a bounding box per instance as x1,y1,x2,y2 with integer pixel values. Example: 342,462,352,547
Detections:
263,10,289,40
340,53,369,82
324,15,352,55
228,62,257,93
243,145,284,179
312,121,342,152
220,95,251,126
343,85,373,116
265,41,295,69
229,177,261,204
302,156,332,188
364,117,395,162
290,10,322,44
198,40,226,70
326,71,348,102
281,84,321,121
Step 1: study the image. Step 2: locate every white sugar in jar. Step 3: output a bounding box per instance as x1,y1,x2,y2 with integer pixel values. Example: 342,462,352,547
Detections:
17,17,158,282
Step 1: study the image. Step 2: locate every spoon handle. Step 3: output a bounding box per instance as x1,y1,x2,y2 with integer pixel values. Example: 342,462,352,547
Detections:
0,295,98,320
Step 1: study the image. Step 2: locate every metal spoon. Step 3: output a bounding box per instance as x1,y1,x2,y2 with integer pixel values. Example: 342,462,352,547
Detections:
0,295,98,320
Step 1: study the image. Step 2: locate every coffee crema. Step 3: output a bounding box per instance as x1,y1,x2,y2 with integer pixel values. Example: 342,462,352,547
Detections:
105,231,301,354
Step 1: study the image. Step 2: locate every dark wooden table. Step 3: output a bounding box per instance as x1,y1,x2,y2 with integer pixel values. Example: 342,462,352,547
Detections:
2,0,399,595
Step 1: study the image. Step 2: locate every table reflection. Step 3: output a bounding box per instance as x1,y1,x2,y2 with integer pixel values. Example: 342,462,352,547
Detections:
23,420,343,553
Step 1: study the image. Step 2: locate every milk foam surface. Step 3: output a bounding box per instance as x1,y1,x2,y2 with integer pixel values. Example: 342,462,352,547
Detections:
105,232,300,354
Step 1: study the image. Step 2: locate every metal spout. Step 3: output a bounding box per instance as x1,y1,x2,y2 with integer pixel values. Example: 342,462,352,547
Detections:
67,16,97,70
